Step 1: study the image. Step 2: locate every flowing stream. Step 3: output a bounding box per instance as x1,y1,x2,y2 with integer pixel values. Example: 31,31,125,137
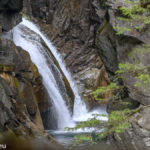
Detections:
13,18,109,149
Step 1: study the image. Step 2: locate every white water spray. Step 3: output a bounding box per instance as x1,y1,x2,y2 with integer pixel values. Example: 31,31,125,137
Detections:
19,18,88,120
13,18,107,130
13,21,75,129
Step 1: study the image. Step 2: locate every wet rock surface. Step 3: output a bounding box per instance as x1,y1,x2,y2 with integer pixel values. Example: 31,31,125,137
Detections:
0,35,43,130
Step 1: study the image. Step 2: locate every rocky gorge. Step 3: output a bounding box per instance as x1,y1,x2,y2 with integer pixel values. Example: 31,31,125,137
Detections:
0,0,150,150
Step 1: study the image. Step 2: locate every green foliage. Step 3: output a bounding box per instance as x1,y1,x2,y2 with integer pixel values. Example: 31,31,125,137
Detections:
120,5,147,18
134,74,150,89
105,109,131,134
68,108,137,144
95,109,133,139
114,0,150,34
117,63,150,89
115,45,150,91
74,135,94,145
22,13,31,21
128,45,150,63
113,26,131,35
100,0,106,7
116,45,150,89
92,83,120,102
65,118,100,131
115,63,145,74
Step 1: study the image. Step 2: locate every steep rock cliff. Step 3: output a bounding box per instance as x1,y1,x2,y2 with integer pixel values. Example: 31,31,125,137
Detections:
0,33,65,150
96,0,150,149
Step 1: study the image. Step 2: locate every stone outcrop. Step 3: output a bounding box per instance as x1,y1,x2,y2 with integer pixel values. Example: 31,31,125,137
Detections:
111,106,150,150
0,36,41,131
96,0,150,106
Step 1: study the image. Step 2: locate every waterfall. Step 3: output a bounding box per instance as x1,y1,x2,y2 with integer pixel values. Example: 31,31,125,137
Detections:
17,19,88,121
13,18,107,130
13,21,74,130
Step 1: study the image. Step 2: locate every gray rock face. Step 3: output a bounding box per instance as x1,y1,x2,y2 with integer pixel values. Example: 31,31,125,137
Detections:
96,22,118,77
0,35,43,129
0,0,23,11
96,0,150,106
112,106,150,150
0,77,15,131
0,0,23,32
95,0,150,149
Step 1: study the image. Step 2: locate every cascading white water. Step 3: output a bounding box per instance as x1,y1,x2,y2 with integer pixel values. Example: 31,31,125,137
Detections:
13,22,75,130
13,18,107,130
18,18,89,120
